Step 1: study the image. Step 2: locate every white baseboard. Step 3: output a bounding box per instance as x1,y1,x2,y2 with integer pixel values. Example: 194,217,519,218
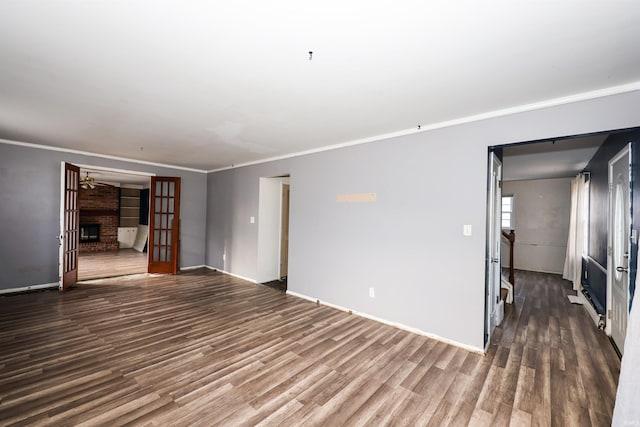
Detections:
205,266,258,284
0,282,59,295
579,291,601,327
286,290,484,354
180,265,206,271
204,270,484,353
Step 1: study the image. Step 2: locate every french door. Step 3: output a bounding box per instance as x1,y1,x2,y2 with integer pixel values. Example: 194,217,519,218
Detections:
608,144,631,354
148,177,181,274
59,162,80,290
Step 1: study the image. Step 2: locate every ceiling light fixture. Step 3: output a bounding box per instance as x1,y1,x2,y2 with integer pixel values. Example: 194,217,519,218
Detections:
80,172,107,190
81,172,96,190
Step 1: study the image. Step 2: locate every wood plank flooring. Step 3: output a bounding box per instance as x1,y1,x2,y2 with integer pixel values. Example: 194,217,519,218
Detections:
0,269,620,426
78,249,147,281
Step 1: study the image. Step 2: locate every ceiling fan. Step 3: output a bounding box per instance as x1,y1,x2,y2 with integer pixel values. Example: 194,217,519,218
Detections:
80,172,108,189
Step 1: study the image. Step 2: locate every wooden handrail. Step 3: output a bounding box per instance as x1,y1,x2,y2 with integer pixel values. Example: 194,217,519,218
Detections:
501,230,515,287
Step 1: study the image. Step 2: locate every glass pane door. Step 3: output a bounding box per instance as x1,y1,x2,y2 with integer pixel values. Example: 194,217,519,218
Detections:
148,177,181,274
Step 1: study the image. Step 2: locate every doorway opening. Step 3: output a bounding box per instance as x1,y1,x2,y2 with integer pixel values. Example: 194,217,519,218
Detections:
257,175,291,292
60,163,183,290
484,127,639,354
62,164,153,284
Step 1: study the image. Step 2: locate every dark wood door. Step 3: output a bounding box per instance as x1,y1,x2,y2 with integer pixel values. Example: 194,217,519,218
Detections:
60,162,80,290
148,177,181,274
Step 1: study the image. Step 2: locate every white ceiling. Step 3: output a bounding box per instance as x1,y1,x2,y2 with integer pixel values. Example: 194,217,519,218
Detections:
1,1,639,171
502,134,607,181
80,168,150,187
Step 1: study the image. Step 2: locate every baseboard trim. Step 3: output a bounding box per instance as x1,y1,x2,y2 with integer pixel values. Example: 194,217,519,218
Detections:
207,269,484,353
0,282,59,295
286,290,484,354
579,291,601,327
205,266,258,284
180,265,206,271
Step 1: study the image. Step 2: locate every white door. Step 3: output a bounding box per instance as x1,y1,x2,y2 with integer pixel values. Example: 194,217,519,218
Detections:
486,152,503,345
608,144,631,354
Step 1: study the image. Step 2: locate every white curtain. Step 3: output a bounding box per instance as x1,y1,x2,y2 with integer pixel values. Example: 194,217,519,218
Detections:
563,173,587,290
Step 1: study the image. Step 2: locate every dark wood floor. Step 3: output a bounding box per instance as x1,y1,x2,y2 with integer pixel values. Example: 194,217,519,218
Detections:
78,249,147,281
0,269,620,426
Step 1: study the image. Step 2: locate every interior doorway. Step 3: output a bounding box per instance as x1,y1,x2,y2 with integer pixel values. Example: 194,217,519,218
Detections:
257,175,291,291
61,163,154,285
280,183,290,280
485,128,639,357
484,136,602,343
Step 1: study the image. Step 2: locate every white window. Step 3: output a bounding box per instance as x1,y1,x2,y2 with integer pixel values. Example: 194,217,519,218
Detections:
502,195,514,229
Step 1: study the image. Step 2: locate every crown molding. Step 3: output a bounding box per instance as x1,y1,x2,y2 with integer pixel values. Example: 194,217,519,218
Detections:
0,138,207,173
208,81,640,173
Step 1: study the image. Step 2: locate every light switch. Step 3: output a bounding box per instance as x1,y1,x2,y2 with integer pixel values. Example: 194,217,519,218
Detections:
463,224,472,236
250,216,255,224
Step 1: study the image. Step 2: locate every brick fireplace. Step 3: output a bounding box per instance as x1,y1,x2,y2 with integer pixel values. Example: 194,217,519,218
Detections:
79,185,119,252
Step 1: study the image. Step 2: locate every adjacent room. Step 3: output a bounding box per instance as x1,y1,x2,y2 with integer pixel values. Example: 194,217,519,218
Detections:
1,1,639,425
76,168,150,280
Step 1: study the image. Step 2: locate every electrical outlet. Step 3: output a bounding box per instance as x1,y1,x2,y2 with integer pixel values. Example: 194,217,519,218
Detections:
369,287,375,298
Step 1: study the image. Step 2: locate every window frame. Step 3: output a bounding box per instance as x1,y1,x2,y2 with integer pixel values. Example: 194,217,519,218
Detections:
501,195,514,230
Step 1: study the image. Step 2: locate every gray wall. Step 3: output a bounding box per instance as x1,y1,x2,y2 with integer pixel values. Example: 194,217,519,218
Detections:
0,143,207,290
2,90,638,350
206,90,640,350
502,178,572,274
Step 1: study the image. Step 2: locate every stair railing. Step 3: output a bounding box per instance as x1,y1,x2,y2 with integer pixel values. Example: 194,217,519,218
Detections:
501,229,515,288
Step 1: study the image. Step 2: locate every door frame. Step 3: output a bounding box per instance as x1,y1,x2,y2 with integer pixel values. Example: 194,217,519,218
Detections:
257,175,290,283
60,163,154,282
280,182,290,280
606,143,631,351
